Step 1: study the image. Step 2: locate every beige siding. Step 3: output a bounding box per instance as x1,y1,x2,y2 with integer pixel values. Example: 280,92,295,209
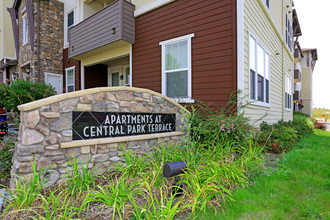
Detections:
0,0,16,60
243,0,293,125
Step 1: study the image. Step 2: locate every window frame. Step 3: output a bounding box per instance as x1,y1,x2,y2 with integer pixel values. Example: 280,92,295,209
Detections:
65,66,75,93
159,33,194,103
66,9,75,45
23,14,28,45
285,13,293,52
266,0,270,8
285,74,292,111
249,32,271,107
123,65,131,87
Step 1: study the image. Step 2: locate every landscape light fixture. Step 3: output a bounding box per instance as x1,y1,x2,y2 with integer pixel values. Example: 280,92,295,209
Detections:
163,161,187,197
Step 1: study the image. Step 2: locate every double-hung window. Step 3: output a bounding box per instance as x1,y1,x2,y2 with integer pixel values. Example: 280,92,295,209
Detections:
285,13,292,51
249,35,270,105
66,67,75,93
67,10,74,44
159,34,194,102
285,74,292,110
23,14,28,45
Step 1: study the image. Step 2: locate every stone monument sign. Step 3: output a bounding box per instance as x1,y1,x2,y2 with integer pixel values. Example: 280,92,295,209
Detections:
12,87,188,187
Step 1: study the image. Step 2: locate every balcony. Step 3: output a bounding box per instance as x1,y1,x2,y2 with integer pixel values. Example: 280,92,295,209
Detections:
294,69,301,82
294,48,303,63
68,0,135,59
293,91,301,101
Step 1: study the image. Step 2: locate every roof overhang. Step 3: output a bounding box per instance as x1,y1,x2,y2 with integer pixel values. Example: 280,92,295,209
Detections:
0,59,18,70
293,9,302,37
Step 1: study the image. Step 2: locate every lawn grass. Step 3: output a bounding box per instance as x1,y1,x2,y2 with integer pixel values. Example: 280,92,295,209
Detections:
202,129,330,219
313,108,330,119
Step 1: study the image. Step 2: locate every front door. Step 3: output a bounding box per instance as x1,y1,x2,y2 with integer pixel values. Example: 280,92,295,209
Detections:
108,65,130,87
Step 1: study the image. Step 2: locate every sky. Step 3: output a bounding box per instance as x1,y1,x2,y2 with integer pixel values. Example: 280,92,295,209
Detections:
294,0,330,109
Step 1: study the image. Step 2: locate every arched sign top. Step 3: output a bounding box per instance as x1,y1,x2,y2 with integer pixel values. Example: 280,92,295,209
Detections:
18,87,190,114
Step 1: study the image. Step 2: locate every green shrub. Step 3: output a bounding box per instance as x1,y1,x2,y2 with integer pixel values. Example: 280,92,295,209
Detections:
291,111,314,136
0,133,17,180
258,121,298,153
0,80,56,112
189,96,255,147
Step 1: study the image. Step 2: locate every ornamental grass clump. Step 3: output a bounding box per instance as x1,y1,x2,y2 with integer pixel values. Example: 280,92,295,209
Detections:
65,155,98,196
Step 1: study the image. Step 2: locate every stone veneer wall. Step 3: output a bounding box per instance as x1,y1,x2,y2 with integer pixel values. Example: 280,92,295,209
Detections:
18,0,63,81
12,87,188,187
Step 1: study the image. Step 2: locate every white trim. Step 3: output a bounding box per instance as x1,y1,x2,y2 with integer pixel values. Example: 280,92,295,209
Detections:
285,73,293,111
21,6,26,14
171,98,195,104
250,101,271,108
123,65,130,86
45,72,63,94
159,33,194,46
129,44,133,87
248,31,271,106
237,0,244,111
65,9,75,48
160,33,194,100
2,69,6,83
81,63,85,90
65,66,75,93
134,0,175,17
22,14,28,45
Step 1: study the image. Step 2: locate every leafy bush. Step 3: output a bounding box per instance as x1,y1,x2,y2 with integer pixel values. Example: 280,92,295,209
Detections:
190,96,255,147
314,122,327,130
0,80,56,112
290,111,314,136
258,121,298,153
0,132,17,180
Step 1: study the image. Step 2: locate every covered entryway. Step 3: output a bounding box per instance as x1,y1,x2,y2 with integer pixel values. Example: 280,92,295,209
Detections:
84,56,130,89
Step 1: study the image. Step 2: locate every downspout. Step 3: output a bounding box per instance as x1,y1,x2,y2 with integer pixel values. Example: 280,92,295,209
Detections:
37,0,40,82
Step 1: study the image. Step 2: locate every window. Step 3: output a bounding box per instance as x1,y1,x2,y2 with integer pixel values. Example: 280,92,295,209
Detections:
159,33,194,102
285,74,292,110
66,67,75,92
249,35,270,105
285,13,292,51
125,67,131,86
67,10,74,43
266,0,270,8
23,14,28,45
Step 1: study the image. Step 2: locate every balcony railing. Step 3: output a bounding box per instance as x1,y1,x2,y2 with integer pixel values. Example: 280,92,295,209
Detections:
294,69,301,82
294,48,303,63
68,0,135,59
293,91,301,101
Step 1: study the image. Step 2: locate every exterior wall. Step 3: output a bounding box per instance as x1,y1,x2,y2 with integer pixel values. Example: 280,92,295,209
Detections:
63,48,81,92
133,0,237,107
12,87,186,187
0,0,16,60
243,0,293,125
17,0,64,81
301,67,313,116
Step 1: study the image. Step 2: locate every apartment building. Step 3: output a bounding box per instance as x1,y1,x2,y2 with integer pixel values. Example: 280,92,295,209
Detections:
300,48,318,116
62,0,297,124
0,0,17,84
7,0,314,125
7,0,64,93
292,8,318,116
